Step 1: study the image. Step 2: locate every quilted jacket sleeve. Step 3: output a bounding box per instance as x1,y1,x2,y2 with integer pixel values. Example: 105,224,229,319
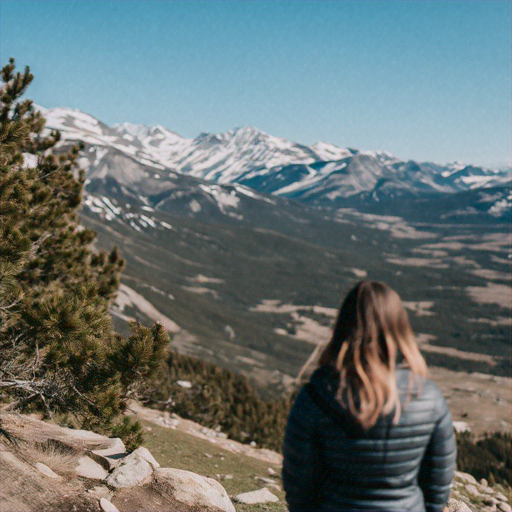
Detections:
418,394,457,512
282,386,323,512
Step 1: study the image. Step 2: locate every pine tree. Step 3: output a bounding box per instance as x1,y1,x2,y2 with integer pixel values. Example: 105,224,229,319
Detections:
0,59,169,446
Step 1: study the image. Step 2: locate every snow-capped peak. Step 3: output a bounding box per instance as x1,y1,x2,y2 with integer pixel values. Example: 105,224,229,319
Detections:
37,104,510,202
360,150,399,165
114,122,151,140
311,141,354,162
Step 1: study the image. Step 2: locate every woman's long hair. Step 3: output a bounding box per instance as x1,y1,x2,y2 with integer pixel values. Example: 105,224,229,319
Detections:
318,280,427,430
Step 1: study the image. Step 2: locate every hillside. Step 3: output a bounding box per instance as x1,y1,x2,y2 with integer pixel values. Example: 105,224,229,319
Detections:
29,105,511,396
1,410,510,512
78,177,511,393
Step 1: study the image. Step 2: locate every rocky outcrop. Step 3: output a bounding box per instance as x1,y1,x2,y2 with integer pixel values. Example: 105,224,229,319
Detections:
0,412,236,512
447,471,511,512
445,499,473,512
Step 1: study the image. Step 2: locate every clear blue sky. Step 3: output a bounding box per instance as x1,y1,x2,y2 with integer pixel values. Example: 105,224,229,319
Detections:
1,0,510,167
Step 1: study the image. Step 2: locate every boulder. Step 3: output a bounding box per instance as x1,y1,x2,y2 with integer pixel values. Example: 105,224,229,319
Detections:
234,487,279,504
90,438,126,470
498,503,512,512
444,499,473,512
75,456,108,480
34,462,61,479
154,467,235,512
105,447,159,489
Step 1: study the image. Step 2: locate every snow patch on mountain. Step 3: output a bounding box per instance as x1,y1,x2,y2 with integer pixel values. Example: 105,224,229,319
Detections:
488,190,512,217
311,142,353,161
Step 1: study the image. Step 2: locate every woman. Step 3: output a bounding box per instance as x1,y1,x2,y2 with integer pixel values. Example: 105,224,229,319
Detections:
283,281,456,512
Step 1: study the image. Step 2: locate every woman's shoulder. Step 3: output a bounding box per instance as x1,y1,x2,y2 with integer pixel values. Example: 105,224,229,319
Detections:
308,364,340,395
292,365,339,415
396,367,450,416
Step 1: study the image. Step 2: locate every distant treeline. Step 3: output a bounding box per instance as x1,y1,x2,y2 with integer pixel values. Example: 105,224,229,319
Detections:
145,350,291,452
456,431,511,488
146,350,511,488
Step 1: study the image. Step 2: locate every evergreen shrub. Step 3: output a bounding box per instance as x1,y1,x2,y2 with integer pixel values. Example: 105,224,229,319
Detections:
0,59,168,448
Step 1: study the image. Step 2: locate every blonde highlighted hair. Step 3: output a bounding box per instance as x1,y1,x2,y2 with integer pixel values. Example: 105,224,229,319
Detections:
318,280,427,430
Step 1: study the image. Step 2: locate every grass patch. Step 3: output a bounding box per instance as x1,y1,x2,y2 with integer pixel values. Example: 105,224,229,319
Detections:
141,420,287,512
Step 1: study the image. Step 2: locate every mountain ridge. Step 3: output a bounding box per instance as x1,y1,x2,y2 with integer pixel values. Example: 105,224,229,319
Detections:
29,104,511,392
36,105,511,214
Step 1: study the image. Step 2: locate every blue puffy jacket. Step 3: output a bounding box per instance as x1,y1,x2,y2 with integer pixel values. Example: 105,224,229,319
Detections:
282,365,456,511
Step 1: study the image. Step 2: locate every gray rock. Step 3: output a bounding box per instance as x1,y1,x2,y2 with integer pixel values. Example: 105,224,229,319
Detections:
455,471,478,485
154,468,235,512
498,503,511,512
75,456,108,480
105,447,159,489
90,438,126,470
480,478,489,487
34,462,61,479
99,497,119,512
465,484,479,496
268,467,277,476
234,488,280,504
255,476,282,491
496,493,509,503
256,476,278,485
444,499,473,512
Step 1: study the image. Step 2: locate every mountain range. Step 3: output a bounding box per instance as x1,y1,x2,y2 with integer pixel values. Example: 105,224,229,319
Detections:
27,105,511,393
37,105,511,220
